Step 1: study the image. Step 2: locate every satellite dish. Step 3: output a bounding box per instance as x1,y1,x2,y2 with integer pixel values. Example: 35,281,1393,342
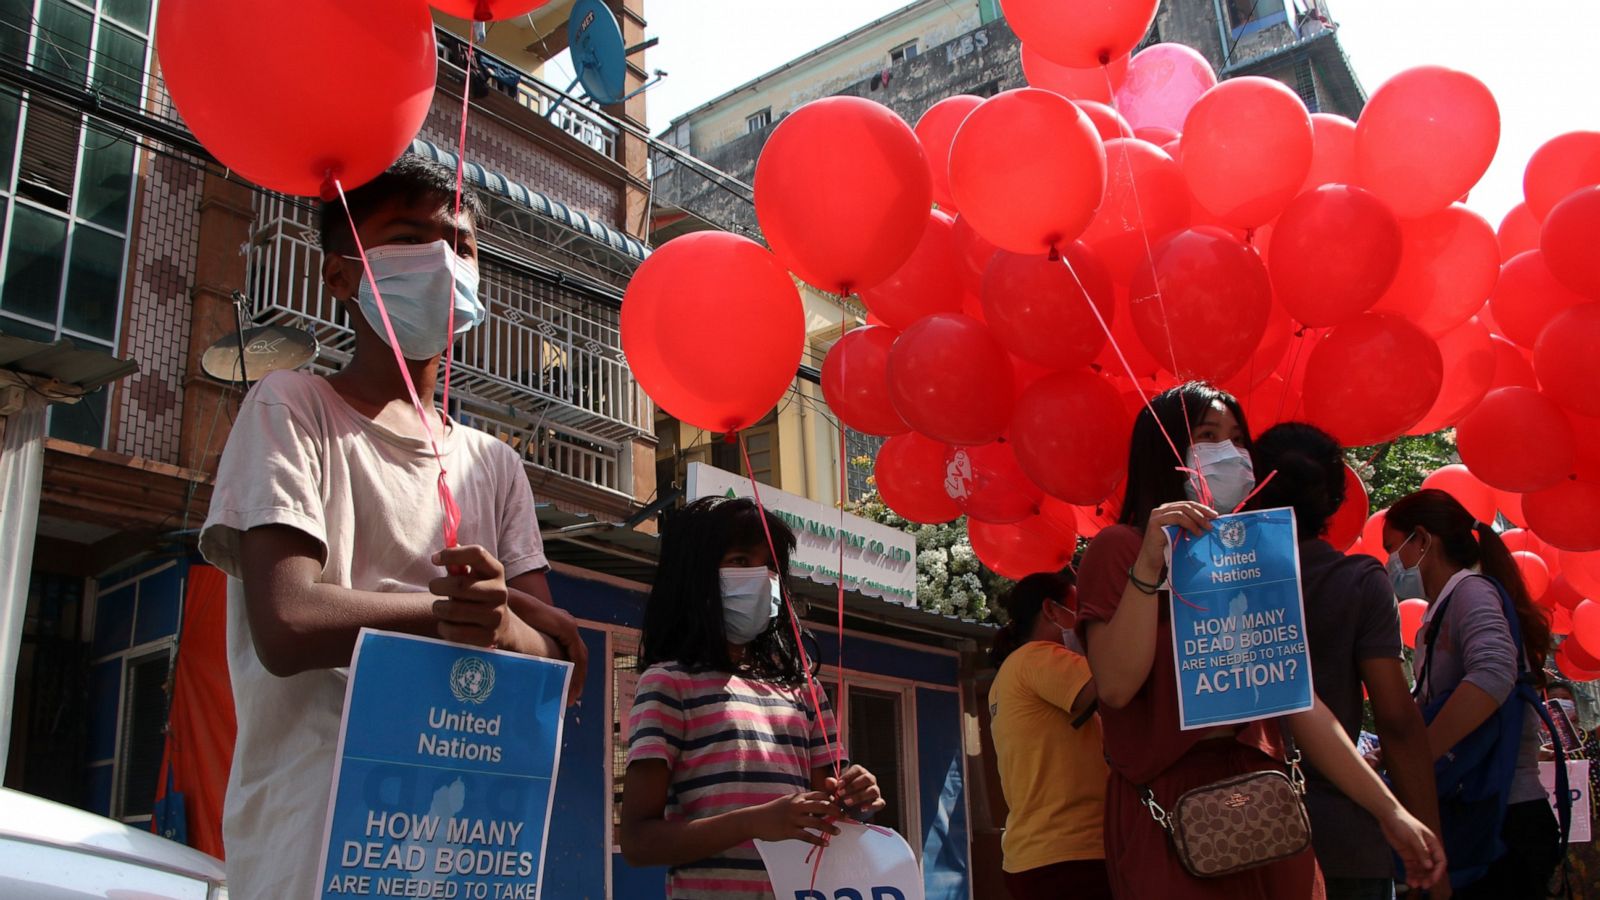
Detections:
567,0,626,105
201,324,318,383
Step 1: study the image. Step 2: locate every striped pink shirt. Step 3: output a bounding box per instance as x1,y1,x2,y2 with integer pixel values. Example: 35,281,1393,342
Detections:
626,661,843,900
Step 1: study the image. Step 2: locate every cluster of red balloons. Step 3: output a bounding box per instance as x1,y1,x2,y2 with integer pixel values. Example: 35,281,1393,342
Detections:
158,0,550,197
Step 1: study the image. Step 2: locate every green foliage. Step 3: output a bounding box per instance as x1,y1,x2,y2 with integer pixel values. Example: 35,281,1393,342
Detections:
1347,431,1458,512
849,489,1009,621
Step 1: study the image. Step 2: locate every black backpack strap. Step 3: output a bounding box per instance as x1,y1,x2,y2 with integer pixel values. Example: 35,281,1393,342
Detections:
1071,700,1099,730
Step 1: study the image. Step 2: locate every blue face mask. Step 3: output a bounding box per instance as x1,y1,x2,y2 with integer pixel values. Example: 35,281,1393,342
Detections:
1387,533,1428,600
719,566,781,645
348,239,484,361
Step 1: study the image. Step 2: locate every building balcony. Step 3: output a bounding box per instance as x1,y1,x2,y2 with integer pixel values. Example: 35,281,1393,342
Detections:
243,193,652,508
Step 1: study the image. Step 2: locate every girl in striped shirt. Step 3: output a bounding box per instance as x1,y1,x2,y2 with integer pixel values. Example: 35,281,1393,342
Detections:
619,496,886,899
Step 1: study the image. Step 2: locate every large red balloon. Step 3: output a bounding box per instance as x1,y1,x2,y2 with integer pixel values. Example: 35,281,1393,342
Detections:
1181,77,1313,227
622,233,804,433
1084,139,1191,281
158,0,437,197
1523,131,1600,220
1076,100,1133,141
754,97,931,294
875,433,960,524
914,96,985,211
1010,370,1131,504
860,211,964,330
430,0,551,20
1407,317,1495,434
1563,550,1600,599
1369,205,1499,337
1021,45,1128,103
1490,251,1590,349
1355,66,1500,220
1525,479,1600,551
1002,0,1160,68
1575,600,1600,650
1535,303,1600,418
887,314,1014,445
944,442,1044,524
983,246,1115,370
969,513,1079,580
1363,510,1389,557
1549,576,1588,614
1302,114,1357,191
1301,313,1442,446
1399,598,1427,650
948,89,1107,254
1487,334,1538,391
1325,465,1370,551
1127,228,1273,383
1421,464,1497,524
1115,43,1217,135
1497,203,1541,262
820,326,908,437
1512,551,1552,601
1540,186,1600,300
1504,528,1564,579
1270,185,1402,327
952,214,1000,295
1456,388,1577,492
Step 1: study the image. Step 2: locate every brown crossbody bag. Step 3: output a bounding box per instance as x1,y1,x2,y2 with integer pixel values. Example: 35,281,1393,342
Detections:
1138,725,1312,879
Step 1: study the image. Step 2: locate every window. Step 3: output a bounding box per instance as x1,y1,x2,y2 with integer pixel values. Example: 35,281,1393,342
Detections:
116,648,171,821
1225,0,1289,38
741,419,780,487
846,685,908,835
846,428,886,503
889,40,919,65
745,108,772,134
610,630,641,847
1293,57,1320,112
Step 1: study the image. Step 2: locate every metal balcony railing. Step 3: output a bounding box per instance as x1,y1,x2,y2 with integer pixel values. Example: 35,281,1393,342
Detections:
243,194,648,499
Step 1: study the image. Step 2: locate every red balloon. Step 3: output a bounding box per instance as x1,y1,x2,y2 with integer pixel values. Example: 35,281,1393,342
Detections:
1355,66,1500,219
1127,228,1273,383
1457,388,1577,492
1547,575,1588,613
1115,43,1217,135
1489,251,1590,349
1369,205,1499,337
1094,290,1166,382
621,233,803,433
430,0,551,20
1568,412,1600,478
948,89,1108,254
1503,528,1563,576
1399,598,1427,650
1021,44,1128,103
875,433,960,524
1513,551,1552,601
1227,301,1296,390
1535,303,1600,417
982,245,1114,370
1407,317,1495,434
1563,550,1600,599
1003,0,1160,68
1421,464,1497,524
158,0,436,197
914,96,985,211
1364,509,1389,555
1238,373,1300,432
1557,642,1600,680
1325,465,1370,551
754,97,931,294
969,513,1080,579
1302,114,1357,191
1487,334,1538,391
1076,100,1133,141
1493,487,1525,527
1497,202,1541,262
860,211,965,330
1575,600,1600,651
1046,495,1120,540
1084,139,1191,282
1011,370,1131,504
1525,479,1600,551
944,442,1044,524
1301,313,1442,446
952,214,1000,295
820,326,908,436
887,314,1014,445
1181,77,1314,227
1136,126,1182,146
1270,186,1403,327
1523,131,1600,220
1540,186,1600,300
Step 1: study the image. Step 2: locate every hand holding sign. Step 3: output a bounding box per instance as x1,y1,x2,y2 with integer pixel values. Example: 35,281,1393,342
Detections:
756,823,924,900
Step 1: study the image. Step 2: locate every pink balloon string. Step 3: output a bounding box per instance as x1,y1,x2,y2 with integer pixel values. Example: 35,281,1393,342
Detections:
441,31,480,428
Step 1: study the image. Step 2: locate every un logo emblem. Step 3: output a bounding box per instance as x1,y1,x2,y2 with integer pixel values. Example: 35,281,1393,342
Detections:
1218,520,1247,550
449,656,496,704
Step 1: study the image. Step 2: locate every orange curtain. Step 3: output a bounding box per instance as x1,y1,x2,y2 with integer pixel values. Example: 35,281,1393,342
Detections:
153,563,235,859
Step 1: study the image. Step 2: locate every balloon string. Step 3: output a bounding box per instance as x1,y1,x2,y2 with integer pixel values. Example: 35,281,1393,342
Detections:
442,31,479,424
836,378,847,743
333,180,461,553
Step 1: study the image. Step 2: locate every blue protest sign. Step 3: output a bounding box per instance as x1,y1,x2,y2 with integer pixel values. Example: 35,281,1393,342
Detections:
317,630,572,900
1165,507,1314,730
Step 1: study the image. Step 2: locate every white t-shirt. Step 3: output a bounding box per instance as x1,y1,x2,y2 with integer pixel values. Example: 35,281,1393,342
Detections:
198,370,547,900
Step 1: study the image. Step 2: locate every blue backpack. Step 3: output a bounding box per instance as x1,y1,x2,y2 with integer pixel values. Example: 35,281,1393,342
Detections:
1408,575,1570,889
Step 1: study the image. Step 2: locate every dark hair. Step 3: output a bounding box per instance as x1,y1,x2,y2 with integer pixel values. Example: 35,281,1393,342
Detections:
318,154,486,255
1249,422,1347,540
640,496,806,683
1118,382,1253,529
989,571,1076,666
1385,489,1552,685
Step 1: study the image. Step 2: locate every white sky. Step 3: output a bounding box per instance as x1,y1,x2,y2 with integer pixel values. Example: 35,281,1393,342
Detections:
594,0,1600,227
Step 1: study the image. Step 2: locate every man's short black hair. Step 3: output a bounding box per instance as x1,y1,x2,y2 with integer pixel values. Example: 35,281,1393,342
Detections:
318,154,487,255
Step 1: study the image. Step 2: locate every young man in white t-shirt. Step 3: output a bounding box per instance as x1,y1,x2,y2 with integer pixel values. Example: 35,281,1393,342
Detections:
200,156,585,899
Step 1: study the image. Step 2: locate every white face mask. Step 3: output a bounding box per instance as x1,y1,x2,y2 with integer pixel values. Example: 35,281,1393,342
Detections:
1050,602,1083,653
719,566,781,645
1184,441,1256,512
348,239,484,361
1387,533,1428,600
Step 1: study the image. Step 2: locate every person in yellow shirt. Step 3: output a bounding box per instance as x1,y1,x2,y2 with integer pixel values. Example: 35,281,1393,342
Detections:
987,570,1111,900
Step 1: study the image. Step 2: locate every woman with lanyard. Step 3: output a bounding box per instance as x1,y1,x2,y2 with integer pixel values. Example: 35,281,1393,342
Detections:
1075,382,1446,899
1382,489,1561,898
